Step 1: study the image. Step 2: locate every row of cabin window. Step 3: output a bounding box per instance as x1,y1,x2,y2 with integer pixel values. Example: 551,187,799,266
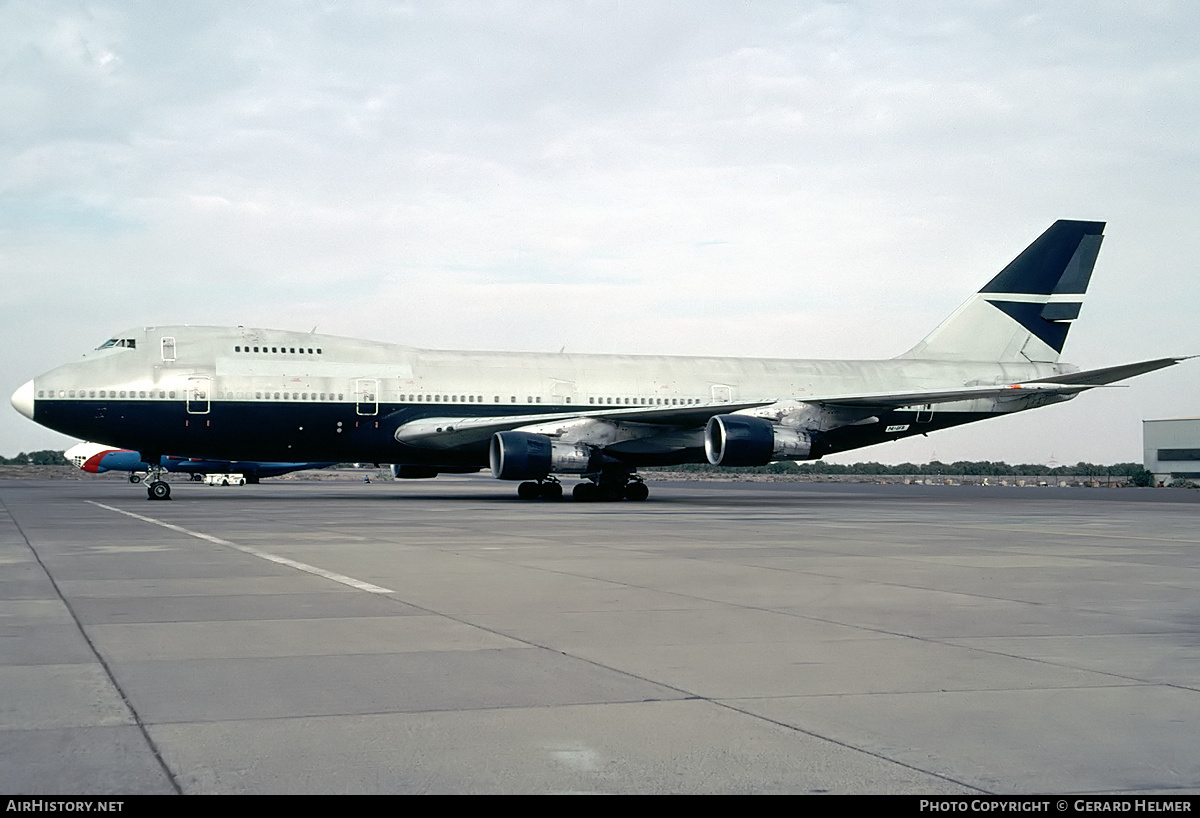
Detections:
590,397,698,405
402,395,489,403
42,389,340,401
395,395,699,405
42,389,175,399
41,389,704,407
235,346,322,354
223,392,346,401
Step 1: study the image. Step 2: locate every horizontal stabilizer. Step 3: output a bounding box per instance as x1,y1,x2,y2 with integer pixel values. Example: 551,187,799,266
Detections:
1031,356,1195,386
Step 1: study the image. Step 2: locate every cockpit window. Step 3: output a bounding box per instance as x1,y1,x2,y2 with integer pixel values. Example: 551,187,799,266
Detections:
96,338,136,350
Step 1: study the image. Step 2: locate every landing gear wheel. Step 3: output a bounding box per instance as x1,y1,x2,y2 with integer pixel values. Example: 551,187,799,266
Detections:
517,481,541,500
540,481,563,501
129,473,142,484
148,481,171,501
572,482,600,502
574,469,646,502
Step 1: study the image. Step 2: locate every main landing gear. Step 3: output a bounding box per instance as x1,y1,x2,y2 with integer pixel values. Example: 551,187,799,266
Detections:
516,476,564,501
514,471,649,502
573,471,649,502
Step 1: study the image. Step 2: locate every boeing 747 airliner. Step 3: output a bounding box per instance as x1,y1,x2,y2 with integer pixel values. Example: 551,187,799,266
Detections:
11,221,1191,501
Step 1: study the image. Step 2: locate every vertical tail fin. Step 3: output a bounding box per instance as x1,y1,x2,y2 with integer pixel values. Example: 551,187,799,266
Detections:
898,220,1105,363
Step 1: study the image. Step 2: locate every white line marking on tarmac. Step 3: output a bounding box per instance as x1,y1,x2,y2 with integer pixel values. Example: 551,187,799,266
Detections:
86,501,394,594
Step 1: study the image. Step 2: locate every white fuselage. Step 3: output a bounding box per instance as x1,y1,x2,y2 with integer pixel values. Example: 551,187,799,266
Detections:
19,325,1075,466
29,324,1070,414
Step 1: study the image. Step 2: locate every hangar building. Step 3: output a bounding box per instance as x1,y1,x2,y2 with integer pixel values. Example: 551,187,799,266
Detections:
1143,417,1200,485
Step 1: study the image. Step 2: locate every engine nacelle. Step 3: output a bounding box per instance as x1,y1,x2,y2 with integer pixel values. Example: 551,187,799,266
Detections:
704,415,813,467
489,431,591,480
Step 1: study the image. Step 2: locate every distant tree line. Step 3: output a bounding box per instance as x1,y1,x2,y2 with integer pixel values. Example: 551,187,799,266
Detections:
0,450,1158,486
652,460,1156,485
0,450,69,466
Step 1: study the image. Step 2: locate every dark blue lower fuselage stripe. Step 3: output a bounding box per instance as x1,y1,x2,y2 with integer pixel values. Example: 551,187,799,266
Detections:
34,400,998,466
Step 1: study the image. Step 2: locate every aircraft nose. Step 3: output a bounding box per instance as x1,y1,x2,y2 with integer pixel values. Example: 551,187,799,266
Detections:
11,380,35,420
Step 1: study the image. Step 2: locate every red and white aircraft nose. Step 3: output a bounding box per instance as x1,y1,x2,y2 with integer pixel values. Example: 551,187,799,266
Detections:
11,380,34,420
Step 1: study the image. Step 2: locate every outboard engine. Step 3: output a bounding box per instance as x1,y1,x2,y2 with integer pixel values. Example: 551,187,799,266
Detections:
490,431,591,480
704,415,812,467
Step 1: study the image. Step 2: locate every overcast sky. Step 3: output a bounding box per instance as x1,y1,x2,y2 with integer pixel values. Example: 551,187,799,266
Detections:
3,1,1197,465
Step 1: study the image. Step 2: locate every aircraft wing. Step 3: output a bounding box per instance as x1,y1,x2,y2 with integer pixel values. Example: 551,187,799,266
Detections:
394,355,1188,451
394,383,1089,449
800,381,1094,410
393,400,774,448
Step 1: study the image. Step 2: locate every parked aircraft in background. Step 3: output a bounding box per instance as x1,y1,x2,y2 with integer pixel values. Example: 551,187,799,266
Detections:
11,220,1191,501
64,441,333,485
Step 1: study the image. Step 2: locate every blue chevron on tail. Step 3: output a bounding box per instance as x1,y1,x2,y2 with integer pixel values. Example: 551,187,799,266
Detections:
899,220,1105,363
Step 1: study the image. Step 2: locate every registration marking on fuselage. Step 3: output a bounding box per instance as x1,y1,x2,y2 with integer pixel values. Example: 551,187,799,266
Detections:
85,501,394,594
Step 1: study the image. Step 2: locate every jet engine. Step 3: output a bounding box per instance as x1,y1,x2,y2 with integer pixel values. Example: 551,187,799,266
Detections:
704,415,812,467
489,431,591,480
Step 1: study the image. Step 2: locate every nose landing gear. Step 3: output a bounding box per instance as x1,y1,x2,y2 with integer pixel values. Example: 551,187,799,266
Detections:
143,463,171,501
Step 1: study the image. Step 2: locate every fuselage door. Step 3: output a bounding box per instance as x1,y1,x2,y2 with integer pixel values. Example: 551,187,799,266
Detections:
187,377,211,415
356,378,379,416
161,336,176,362
916,403,935,423
712,384,733,403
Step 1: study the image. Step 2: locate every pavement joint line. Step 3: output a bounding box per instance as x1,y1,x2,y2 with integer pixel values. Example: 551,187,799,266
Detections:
85,500,395,595
887,520,1200,545
446,543,1198,694
1,494,184,795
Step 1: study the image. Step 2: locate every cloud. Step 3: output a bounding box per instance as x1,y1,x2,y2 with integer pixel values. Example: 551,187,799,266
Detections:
3,1,1199,463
